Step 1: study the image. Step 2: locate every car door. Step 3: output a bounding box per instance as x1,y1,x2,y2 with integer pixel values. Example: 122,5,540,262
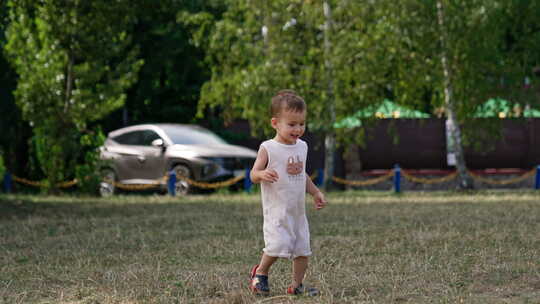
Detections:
138,130,168,181
109,130,147,182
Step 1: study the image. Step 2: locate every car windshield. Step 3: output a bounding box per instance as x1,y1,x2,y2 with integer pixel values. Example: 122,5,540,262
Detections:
160,125,227,145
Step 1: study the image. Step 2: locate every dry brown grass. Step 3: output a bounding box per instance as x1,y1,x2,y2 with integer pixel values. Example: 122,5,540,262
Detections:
1,190,539,303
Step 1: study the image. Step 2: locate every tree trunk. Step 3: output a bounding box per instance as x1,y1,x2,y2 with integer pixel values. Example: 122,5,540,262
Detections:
323,1,336,191
436,0,473,189
64,51,74,115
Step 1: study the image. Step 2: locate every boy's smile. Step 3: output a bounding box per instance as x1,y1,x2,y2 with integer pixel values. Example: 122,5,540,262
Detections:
271,110,306,145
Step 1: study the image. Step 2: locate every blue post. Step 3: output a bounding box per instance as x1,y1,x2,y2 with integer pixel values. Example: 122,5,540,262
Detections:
168,170,176,196
244,168,252,193
534,165,540,190
3,172,12,193
394,164,401,193
316,168,324,186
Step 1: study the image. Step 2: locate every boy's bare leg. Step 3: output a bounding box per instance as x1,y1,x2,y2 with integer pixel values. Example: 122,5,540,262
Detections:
292,256,308,288
257,253,278,275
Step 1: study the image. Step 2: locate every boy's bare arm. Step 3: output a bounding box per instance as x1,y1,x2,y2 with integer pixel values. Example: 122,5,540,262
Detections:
306,175,327,210
250,147,278,183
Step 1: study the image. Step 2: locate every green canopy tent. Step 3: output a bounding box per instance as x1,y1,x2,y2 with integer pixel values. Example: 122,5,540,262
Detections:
474,98,540,118
334,99,430,128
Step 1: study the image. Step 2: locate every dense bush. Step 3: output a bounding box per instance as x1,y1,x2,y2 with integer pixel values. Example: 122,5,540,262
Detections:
75,129,107,196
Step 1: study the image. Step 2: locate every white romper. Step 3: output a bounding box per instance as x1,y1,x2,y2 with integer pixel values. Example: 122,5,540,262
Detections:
260,139,311,259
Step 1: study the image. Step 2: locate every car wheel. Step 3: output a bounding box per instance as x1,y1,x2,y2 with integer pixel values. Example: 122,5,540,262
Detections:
99,169,116,197
173,164,192,196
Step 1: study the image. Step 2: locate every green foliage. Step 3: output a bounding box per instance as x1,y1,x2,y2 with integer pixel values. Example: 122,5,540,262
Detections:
385,0,540,121
192,1,420,144
32,122,79,193
0,0,23,175
113,1,223,127
495,0,540,107
194,0,540,144
2,0,540,190
188,0,274,136
75,129,106,195
5,0,143,129
4,0,143,192
377,0,540,162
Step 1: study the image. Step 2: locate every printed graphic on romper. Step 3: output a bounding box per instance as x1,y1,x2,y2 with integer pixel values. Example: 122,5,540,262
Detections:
286,155,304,182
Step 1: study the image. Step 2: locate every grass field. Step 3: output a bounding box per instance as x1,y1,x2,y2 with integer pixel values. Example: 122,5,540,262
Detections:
1,190,539,304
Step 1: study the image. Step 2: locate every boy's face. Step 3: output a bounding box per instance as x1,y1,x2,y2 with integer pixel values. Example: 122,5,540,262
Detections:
271,109,306,145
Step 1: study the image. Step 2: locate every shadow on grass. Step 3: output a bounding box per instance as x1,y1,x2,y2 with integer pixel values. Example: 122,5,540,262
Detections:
0,194,225,220
0,196,38,219
1,190,538,223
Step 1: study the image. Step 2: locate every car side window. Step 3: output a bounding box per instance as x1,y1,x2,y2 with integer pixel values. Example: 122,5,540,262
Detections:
112,131,145,145
141,130,162,146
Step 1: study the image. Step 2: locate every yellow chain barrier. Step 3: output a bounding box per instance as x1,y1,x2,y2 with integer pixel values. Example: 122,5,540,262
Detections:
467,168,536,185
401,170,458,184
10,167,537,190
332,170,394,186
176,173,245,189
12,175,45,187
12,175,78,188
102,173,247,191
57,179,79,188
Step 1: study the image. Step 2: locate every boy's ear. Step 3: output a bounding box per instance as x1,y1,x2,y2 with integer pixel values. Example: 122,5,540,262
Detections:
271,117,278,129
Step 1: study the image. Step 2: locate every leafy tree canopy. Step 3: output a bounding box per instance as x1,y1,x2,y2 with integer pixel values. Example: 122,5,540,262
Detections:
192,0,396,142
4,0,143,191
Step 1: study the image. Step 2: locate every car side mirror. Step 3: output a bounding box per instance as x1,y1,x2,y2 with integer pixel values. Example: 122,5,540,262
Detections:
151,138,164,147
151,139,167,153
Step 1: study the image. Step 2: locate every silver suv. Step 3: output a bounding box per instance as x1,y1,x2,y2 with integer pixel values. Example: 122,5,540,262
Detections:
99,123,257,196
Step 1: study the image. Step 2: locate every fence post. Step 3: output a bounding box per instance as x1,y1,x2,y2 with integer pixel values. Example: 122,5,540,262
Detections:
534,165,540,190
394,164,401,193
244,168,252,193
168,170,176,196
316,168,324,186
3,172,12,193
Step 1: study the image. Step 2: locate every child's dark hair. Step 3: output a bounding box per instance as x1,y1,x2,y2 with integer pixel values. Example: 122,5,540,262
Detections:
271,90,306,117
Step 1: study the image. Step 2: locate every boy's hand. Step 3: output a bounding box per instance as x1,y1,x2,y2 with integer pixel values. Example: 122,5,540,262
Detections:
313,191,327,210
259,169,279,183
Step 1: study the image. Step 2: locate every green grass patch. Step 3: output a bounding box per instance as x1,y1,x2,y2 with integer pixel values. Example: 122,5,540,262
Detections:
1,191,539,303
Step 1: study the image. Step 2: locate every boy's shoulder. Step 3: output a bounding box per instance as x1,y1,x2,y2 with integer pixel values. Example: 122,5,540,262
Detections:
260,139,274,149
294,139,308,151
260,139,308,148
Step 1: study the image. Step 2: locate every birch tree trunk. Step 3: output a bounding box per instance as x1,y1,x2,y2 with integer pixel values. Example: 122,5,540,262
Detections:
436,0,473,189
64,52,74,115
323,1,336,191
